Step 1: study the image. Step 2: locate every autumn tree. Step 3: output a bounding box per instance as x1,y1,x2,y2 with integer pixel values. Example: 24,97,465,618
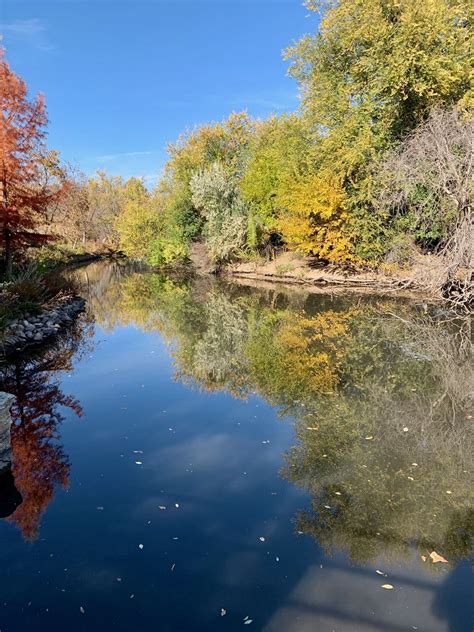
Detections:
284,0,473,262
0,50,64,273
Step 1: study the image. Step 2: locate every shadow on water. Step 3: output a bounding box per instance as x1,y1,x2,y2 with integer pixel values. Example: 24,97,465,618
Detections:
0,260,471,630
0,469,22,518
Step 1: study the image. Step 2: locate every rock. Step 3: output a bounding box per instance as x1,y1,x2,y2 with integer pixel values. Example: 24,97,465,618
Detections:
0,393,15,474
33,333,43,341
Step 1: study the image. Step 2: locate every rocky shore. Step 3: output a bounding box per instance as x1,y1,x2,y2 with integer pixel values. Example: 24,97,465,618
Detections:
0,393,14,474
0,296,86,358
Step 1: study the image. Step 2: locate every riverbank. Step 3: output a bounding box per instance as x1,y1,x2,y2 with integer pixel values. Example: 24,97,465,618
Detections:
0,296,86,358
187,245,472,306
0,247,115,358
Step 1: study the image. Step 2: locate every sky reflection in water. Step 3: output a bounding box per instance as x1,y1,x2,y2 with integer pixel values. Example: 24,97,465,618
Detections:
0,261,472,631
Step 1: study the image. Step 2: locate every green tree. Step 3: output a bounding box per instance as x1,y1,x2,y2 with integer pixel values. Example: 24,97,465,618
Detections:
283,0,473,261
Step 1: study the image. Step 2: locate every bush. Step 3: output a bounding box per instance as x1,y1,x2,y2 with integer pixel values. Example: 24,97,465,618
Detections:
190,162,248,263
0,263,78,330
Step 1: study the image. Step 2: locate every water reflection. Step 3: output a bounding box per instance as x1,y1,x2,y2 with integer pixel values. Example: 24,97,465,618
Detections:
0,318,92,540
0,262,471,630
79,262,473,567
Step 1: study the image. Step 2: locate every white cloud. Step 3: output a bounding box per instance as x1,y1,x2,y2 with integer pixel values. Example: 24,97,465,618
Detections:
0,18,54,51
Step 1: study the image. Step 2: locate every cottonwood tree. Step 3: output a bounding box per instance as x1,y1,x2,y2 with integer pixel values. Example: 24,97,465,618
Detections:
0,50,64,273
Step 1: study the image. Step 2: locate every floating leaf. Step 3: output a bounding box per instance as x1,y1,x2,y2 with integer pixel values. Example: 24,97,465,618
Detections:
430,551,448,564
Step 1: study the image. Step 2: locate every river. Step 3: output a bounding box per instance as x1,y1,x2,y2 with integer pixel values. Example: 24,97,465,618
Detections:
0,261,472,631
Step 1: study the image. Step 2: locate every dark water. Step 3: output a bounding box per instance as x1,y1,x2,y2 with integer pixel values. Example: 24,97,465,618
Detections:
0,261,472,632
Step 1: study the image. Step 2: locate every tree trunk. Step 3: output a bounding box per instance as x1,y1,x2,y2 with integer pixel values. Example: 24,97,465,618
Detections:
3,229,12,276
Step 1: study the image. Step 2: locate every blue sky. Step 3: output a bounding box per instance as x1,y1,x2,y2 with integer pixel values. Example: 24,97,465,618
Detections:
1,1,317,186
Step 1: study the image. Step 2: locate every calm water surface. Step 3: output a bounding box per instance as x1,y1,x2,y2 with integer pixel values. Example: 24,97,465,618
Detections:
0,261,472,631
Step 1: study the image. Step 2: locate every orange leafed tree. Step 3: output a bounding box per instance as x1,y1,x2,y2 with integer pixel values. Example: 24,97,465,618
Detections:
0,49,64,273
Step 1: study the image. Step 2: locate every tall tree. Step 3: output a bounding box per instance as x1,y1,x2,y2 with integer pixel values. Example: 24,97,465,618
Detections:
0,50,63,273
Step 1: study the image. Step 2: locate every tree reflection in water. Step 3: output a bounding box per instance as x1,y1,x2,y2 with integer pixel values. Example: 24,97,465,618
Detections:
0,317,92,540
4,259,471,566
83,263,472,567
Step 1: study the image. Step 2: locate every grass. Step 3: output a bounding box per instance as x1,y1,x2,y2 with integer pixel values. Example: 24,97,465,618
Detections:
0,262,79,331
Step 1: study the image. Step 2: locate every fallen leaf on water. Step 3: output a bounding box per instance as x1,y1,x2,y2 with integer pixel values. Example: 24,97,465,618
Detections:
381,584,394,590
430,551,448,564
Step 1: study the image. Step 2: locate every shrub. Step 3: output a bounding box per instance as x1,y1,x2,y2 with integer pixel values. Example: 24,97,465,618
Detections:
190,163,249,263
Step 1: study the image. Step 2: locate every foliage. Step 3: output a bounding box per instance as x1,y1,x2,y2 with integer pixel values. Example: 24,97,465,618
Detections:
283,0,474,262
191,162,248,262
240,115,310,235
115,180,189,266
277,173,355,263
0,50,66,273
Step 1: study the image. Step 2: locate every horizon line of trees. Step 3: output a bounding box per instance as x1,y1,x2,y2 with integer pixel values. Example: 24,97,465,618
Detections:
1,0,473,300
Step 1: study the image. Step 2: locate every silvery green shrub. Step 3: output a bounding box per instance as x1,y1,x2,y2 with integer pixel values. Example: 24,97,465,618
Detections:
190,162,248,262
